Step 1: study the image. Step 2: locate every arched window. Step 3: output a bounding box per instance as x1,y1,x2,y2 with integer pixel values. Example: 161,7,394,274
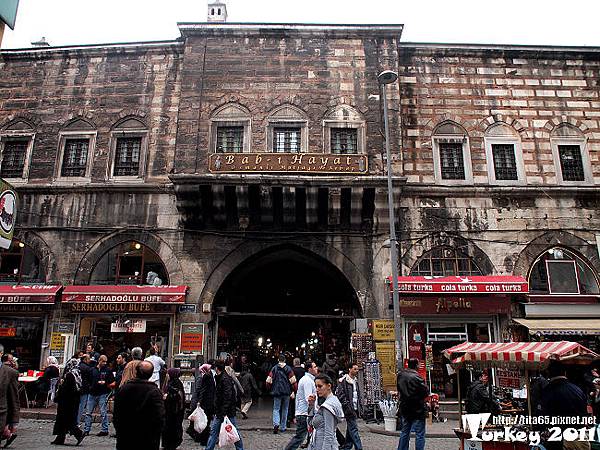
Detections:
110,117,148,179
90,241,169,285
551,124,591,184
528,247,599,295
484,122,525,184
266,105,308,153
323,105,365,155
210,103,251,153
432,121,472,183
410,246,483,277
0,239,43,284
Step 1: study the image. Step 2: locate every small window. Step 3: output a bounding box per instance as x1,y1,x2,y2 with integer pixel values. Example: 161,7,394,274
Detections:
114,137,141,176
216,126,244,153
273,127,301,153
0,239,43,284
410,246,483,277
439,143,465,180
331,128,358,154
491,144,518,181
0,140,28,178
61,138,89,177
558,145,585,182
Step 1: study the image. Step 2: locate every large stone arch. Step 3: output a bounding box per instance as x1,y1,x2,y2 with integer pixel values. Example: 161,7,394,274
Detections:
401,232,495,276
512,231,599,278
13,230,58,283
199,239,371,315
73,230,183,285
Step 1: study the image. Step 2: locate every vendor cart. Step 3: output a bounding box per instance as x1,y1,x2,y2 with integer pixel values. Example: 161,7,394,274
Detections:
443,341,598,450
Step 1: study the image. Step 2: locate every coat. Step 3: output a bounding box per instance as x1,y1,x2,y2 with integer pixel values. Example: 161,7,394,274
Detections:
239,371,259,403
198,371,217,416
308,394,344,450
162,378,185,450
539,376,588,428
53,372,80,436
113,379,165,450
335,375,363,420
0,365,19,431
396,368,429,420
465,380,498,414
214,371,237,419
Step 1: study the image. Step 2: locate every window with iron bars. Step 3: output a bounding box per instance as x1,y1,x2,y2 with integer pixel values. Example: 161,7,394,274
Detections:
558,145,585,181
114,137,141,177
410,246,483,277
0,140,28,178
439,142,465,180
491,144,518,180
331,128,358,154
61,138,89,177
216,126,244,153
273,127,301,153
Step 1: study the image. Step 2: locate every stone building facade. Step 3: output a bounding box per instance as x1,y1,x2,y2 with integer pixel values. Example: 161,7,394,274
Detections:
0,23,599,376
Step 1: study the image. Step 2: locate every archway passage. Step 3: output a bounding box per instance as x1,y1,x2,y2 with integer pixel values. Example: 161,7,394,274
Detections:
214,246,360,371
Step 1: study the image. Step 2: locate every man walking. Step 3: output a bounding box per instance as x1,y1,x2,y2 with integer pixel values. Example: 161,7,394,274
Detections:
205,360,244,450
396,358,429,450
77,354,93,425
284,360,318,450
114,361,165,450
83,355,114,437
144,346,165,388
336,363,363,450
266,354,297,434
0,351,19,447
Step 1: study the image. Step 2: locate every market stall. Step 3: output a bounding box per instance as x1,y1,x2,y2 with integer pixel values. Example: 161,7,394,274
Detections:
443,341,598,450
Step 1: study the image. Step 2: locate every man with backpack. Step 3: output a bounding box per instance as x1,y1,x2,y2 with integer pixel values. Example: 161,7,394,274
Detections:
266,354,297,434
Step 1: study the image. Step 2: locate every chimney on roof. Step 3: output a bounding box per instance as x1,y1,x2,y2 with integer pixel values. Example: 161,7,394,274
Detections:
207,0,227,22
31,37,50,47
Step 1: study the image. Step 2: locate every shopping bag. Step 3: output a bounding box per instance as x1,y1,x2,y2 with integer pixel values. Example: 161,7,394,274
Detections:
218,416,240,447
188,405,208,433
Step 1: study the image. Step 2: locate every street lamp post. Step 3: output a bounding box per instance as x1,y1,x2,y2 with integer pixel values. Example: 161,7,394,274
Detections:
378,69,403,369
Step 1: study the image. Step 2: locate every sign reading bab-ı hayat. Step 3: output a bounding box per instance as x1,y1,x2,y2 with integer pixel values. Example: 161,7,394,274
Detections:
0,179,17,250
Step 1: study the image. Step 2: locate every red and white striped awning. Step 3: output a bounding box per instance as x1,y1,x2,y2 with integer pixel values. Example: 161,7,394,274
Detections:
443,341,598,369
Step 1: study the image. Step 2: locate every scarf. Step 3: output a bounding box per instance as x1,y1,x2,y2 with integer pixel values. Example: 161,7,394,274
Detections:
64,358,82,391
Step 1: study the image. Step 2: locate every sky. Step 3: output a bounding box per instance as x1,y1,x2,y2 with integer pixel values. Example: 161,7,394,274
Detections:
2,0,600,49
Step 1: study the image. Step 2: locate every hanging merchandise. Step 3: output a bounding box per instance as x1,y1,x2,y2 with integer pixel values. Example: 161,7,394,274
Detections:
351,333,374,367
363,356,383,406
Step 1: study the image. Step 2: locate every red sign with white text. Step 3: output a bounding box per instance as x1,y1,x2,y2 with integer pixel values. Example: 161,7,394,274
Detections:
62,285,188,304
0,285,61,304
387,276,528,294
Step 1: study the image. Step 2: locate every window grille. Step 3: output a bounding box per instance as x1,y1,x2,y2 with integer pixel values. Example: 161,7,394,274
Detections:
61,138,89,177
491,144,518,180
0,140,28,178
273,127,301,153
439,142,465,180
331,128,358,154
558,145,585,181
216,126,244,153
114,137,141,176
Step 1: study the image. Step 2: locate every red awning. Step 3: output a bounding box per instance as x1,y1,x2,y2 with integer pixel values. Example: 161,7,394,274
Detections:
0,284,61,304
62,285,188,304
443,341,597,369
387,275,528,294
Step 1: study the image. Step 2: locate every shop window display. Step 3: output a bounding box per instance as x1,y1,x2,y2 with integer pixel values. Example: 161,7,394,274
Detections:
528,247,599,295
0,239,43,284
90,241,169,285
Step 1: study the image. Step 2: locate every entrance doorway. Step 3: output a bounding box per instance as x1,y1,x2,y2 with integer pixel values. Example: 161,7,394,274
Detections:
213,246,360,374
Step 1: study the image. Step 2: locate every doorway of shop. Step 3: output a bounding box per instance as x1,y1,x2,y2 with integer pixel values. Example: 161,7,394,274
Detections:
213,245,360,380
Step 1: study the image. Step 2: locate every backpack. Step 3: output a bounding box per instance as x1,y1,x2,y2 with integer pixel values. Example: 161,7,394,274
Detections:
270,365,291,396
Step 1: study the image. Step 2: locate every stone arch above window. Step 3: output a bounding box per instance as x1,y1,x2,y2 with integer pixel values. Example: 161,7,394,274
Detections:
485,122,519,138
62,118,96,132
112,116,147,130
324,104,364,122
528,247,599,295
3,120,35,132
410,246,484,277
211,103,251,120
433,120,467,137
268,104,307,121
551,123,585,138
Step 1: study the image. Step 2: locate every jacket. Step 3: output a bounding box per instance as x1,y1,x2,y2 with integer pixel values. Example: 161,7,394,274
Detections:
266,363,297,396
239,371,259,403
396,368,429,420
89,365,115,396
214,371,237,419
0,365,19,431
198,371,217,416
465,380,498,414
78,361,93,394
335,374,362,420
308,394,344,450
113,379,165,450
539,376,588,428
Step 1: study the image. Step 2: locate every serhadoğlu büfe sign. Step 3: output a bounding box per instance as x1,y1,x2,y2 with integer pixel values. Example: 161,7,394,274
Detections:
62,285,188,304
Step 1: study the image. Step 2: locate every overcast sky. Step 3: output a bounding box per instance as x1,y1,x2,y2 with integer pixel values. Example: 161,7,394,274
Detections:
2,0,600,49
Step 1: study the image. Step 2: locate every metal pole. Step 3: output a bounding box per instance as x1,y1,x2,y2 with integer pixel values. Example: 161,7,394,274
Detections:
381,80,403,369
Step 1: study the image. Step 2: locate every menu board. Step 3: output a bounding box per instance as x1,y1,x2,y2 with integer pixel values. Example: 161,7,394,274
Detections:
179,323,205,353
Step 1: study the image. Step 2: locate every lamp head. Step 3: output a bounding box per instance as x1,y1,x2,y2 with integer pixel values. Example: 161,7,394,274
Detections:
377,70,398,85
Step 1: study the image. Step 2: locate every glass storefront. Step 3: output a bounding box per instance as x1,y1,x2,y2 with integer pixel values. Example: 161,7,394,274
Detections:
0,316,45,372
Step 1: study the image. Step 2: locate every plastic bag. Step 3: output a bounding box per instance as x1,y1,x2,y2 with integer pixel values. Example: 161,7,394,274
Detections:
218,416,240,447
188,405,208,433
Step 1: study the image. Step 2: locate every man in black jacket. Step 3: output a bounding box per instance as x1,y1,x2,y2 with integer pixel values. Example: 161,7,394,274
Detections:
114,361,165,450
76,354,93,425
205,360,244,450
396,358,429,450
465,371,498,414
336,363,363,450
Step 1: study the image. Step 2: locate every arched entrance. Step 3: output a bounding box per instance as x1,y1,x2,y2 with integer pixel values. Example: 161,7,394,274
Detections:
213,245,360,369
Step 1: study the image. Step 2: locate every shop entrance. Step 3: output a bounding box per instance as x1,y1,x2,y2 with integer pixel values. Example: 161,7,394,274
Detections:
214,246,360,372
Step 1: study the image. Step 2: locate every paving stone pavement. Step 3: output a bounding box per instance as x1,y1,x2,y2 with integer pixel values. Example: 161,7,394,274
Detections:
13,419,460,449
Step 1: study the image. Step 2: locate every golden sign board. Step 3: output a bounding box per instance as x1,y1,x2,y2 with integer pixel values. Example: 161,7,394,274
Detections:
375,341,397,391
371,319,395,341
208,153,368,174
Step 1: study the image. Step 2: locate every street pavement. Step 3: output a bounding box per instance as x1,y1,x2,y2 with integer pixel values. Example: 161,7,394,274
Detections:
13,419,460,449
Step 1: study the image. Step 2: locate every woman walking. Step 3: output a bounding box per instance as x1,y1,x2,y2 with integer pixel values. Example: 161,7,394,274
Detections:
162,368,186,450
51,357,85,446
308,374,345,450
